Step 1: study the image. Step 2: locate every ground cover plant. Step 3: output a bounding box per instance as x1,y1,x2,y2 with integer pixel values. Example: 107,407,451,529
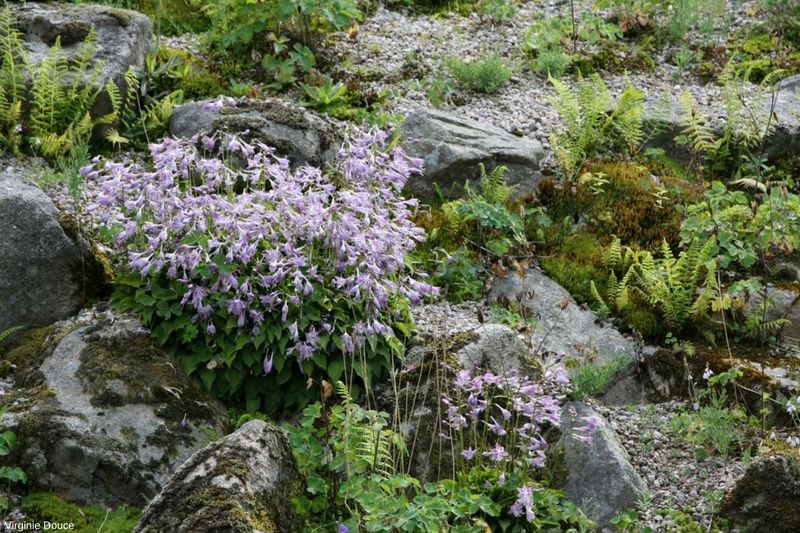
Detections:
85,127,435,414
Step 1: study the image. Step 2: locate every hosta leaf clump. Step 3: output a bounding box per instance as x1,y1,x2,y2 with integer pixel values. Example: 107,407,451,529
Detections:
84,129,436,414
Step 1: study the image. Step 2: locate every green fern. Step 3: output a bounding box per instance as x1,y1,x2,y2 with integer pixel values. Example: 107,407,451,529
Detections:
549,73,644,178
1,8,122,162
596,236,718,333
677,64,788,177
334,381,401,477
0,7,27,154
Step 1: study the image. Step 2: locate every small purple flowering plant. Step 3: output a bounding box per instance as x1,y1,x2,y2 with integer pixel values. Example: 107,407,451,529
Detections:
440,360,594,526
84,128,436,412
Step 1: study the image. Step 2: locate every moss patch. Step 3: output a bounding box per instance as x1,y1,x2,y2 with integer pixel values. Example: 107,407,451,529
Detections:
21,492,140,533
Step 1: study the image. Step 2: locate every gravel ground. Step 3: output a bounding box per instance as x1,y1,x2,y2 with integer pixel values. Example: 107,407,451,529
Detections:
599,400,747,531
330,0,764,170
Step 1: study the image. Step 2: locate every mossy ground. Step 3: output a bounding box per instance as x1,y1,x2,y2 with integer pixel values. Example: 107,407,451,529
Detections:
20,492,140,533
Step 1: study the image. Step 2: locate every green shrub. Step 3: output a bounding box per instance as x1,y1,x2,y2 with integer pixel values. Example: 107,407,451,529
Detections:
447,54,512,94
680,181,800,270
201,0,360,87
670,368,747,459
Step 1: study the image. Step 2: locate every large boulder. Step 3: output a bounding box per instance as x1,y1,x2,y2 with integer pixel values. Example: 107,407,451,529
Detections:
135,419,301,533
400,108,545,200
488,268,638,363
169,98,342,167
10,2,152,118
0,314,229,507
720,454,800,533
560,401,646,528
0,166,110,331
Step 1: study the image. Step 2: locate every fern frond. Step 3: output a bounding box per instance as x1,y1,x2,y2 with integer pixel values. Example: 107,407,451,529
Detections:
29,36,68,141
0,325,23,344
0,8,29,104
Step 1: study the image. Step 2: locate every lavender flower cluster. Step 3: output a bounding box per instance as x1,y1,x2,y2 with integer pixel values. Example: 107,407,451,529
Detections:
84,128,436,363
442,367,568,470
441,364,597,523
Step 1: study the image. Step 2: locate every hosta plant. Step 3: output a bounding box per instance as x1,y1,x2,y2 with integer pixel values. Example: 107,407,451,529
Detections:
85,129,435,414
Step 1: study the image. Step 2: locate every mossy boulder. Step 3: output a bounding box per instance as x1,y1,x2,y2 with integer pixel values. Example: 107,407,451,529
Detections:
169,97,342,167
135,420,301,533
0,314,228,507
720,455,800,533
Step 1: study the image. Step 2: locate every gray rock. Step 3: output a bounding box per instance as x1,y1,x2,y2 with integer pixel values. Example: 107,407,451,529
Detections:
0,168,109,331
10,2,152,118
560,401,646,528
0,316,228,507
169,98,341,167
457,323,533,375
721,455,800,533
135,420,301,533
744,286,799,348
400,108,545,200
598,361,647,406
767,74,800,160
487,268,638,363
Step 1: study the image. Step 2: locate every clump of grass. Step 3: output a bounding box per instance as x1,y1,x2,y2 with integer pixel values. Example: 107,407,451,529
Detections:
447,54,512,94
569,353,635,400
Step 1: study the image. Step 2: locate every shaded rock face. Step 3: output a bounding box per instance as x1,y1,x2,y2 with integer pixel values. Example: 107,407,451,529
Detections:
0,316,228,507
169,98,342,167
488,268,638,363
768,74,800,160
560,401,646,528
0,168,110,331
400,109,545,200
721,455,800,533
135,420,301,533
10,2,152,118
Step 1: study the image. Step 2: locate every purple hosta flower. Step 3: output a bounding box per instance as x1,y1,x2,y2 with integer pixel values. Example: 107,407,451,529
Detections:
461,448,477,460
509,485,536,523
180,413,188,429
263,353,274,375
573,415,601,443
341,332,355,354
483,443,510,462
487,416,507,436
337,524,349,533
498,472,506,485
